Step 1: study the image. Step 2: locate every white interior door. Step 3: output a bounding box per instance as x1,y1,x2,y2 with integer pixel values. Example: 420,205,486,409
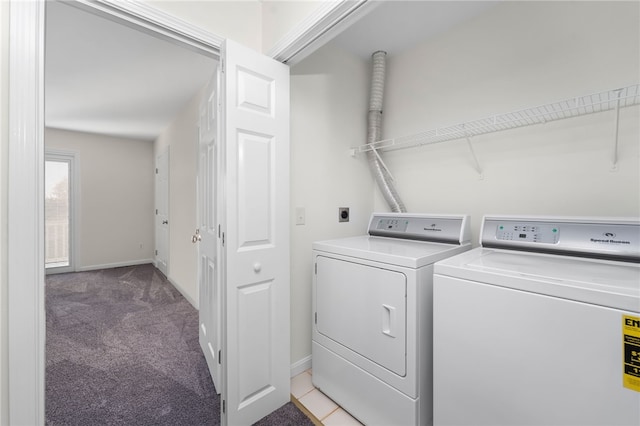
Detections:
198,71,222,393
155,148,169,276
220,39,290,425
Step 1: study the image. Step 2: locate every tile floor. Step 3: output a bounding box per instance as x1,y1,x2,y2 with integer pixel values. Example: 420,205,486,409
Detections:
291,369,363,425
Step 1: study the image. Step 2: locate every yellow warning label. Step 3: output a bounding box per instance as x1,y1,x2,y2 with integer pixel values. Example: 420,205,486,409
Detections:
623,315,640,392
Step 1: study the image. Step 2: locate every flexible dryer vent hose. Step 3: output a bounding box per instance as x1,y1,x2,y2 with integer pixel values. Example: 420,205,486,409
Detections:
366,51,407,213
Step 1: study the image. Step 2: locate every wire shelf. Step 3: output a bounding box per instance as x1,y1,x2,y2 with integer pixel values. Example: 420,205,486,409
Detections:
352,83,640,154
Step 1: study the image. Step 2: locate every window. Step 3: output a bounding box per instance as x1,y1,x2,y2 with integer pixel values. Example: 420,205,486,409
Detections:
45,152,76,272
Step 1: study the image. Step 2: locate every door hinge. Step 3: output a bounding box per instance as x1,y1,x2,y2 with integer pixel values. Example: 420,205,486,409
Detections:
155,168,158,174
220,58,225,73
315,312,317,324
218,224,221,238
155,209,158,215
218,350,221,365
222,232,225,246
314,263,317,274
222,400,226,413
155,250,158,256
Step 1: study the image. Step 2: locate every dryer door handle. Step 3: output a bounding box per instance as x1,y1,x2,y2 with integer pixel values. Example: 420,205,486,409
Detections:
382,304,396,338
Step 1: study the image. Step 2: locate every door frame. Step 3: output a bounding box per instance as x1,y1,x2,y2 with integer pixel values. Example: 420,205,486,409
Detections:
7,0,376,423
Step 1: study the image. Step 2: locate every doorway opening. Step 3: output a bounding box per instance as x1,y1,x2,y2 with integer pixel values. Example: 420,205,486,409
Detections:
41,1,219,423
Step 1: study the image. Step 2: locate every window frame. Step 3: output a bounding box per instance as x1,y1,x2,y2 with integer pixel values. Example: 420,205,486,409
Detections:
44,150,79,275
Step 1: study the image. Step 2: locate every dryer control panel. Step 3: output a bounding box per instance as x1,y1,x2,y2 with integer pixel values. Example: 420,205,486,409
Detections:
368,213,471,245
482,216,640,262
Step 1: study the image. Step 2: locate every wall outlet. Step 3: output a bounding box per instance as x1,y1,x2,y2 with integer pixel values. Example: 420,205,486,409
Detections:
338,207,349,223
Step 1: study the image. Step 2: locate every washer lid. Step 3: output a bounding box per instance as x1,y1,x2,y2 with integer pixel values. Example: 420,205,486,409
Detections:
435,247,640,312
313,235,471,268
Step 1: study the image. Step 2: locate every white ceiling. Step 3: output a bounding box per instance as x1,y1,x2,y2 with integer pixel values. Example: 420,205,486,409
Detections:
45,1,217,141
330,1,499,59
45,1,497,142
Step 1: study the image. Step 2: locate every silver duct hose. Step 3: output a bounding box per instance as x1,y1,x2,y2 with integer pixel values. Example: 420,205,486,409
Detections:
366,51,407,213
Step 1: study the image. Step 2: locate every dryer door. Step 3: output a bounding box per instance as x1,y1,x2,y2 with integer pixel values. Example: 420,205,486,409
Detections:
315,255,407,376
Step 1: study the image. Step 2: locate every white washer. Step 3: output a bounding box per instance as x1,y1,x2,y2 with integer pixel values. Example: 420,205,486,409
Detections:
312,213,471,426
433,215,640,426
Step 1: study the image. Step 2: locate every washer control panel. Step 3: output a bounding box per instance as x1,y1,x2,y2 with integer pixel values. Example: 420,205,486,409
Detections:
496,222,560,244
482,216,640,262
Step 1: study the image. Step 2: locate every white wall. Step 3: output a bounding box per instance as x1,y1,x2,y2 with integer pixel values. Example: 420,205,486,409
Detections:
154,89,205,307
373,1,640,242
290,43,373,366
45,129,155,270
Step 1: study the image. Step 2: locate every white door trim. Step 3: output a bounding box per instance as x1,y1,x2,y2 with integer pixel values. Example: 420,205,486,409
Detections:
7,0,369,423
266,0,378,65
67,0,223,57
8,2,46,423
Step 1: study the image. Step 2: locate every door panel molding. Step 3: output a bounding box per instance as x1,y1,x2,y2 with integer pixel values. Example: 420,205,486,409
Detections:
222,38,290,426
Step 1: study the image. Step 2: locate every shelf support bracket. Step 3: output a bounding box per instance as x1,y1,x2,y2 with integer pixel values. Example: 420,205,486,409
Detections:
465,136,484,179
611,89,622,171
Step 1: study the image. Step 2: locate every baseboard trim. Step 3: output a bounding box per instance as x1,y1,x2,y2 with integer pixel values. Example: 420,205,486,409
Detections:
75,259,154,272
290,355,312,378
74,260,198,310
166,276,198,310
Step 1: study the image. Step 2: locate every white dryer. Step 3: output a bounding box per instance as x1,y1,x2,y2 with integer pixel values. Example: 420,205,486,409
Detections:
312,213,471,426
433,215,640,426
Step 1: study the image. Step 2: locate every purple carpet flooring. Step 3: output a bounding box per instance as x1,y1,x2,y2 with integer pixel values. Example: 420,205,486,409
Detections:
45,264,312,425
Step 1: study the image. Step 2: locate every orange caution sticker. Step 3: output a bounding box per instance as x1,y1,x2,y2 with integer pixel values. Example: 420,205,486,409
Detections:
623,315,640,392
